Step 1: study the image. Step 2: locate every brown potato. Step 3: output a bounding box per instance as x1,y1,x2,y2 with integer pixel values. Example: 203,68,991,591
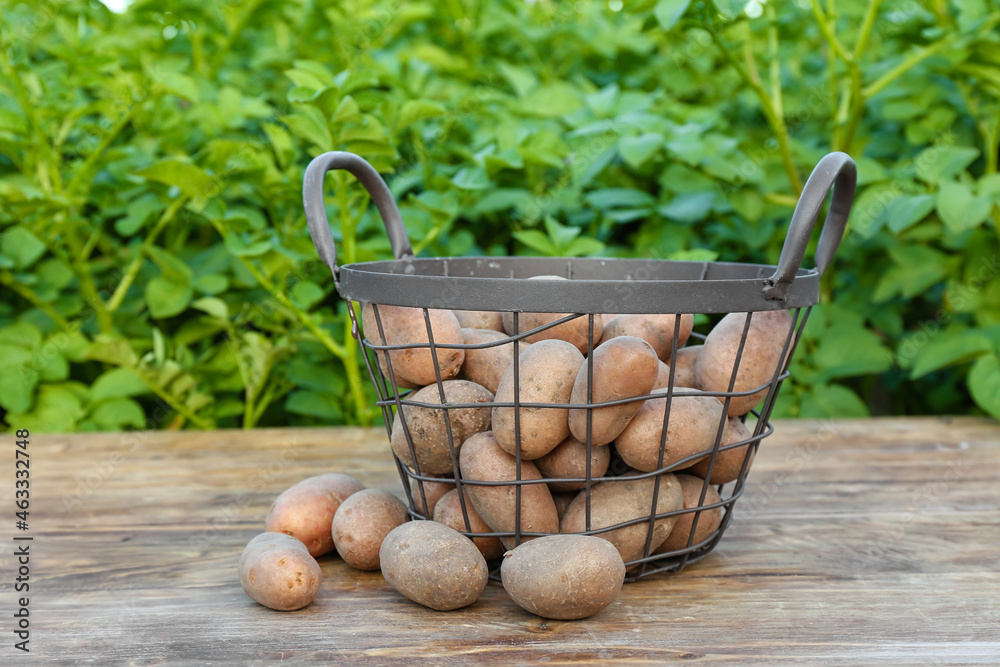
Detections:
534,436,611,492
409,475,455,517
454,310,505,333
238,533,321,611
655,474,723,554
601,313,694,360
568,336,658,446
501,276,602,354
457,328,526,394
667,345,702,388
379,521,488,611
695,310,794,416
688,417,755,484
264,473,365,557
501,535,625,620
459,431,560,549
560,474,683,563
614,389,725,472
552,491,576,518
331,489,410,571
492,339,585,460
390,380,493,474
433,488,505,560
361,303,465,387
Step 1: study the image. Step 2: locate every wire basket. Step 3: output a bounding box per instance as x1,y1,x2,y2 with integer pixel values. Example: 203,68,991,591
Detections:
303,151,857,581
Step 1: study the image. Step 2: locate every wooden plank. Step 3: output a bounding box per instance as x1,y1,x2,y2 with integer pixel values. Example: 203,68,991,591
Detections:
2,417,998,664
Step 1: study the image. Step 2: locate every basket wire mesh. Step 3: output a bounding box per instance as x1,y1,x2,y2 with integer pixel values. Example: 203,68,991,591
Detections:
303,151,856,582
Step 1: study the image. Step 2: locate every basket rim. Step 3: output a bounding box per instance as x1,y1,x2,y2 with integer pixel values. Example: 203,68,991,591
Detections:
338,255,819,314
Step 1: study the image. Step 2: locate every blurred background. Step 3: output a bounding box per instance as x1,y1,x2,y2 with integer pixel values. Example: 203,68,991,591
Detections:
0,0,998,433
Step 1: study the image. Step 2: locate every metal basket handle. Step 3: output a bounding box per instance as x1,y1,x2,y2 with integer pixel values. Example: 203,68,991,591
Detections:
763,151,857,303
303,151,414,289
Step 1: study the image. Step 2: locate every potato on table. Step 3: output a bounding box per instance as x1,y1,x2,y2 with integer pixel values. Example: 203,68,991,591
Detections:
380,521,488,611
331,489,410,571
459,431,560,549
568,335,659,446
492,339,585,460
264,473,364,557
502,535,625,620
534,436,611,492
362,303,465,387
601,313,694,360
695,310,794,416
238,533,321,611
390,380,493,474
433,488,505,560
501,276,602,354
560,474,683,564
457,328,526,395
655,474,723,554
615,389,725,472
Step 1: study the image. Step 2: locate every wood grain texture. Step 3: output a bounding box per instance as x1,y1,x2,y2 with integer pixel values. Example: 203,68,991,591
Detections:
3,417,999,665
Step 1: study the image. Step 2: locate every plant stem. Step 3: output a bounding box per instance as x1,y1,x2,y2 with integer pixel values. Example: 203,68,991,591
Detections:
854,0,883,60
708,25,803,194
862,37,954,99
65,102,141,198
0,271,73,331
766,3,783,119
106,196,189,313
137,367,213,429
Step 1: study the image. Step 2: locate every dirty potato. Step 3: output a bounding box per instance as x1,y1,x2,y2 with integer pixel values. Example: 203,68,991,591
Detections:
534,436,611,492
264,473,365,557
238,533,321,611
331,489,410,571
615,389,725,472
454,310,505,333
688,417,755,484
501,276,602,354
457,328,526,395
655,474,723,554
601,313,694,360
433,488,505,560
362,303,465,387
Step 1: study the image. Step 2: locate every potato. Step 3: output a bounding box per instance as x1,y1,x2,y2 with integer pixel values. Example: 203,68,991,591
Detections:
534,436,611,492
433,488,505,560
560,474,683,563
695,310,794,416
390,380,493,474
457,328,526,394
454,310,505,333
501,535,625,620
667,345,702,388
264,473,364,557
409,475,455,517
614,389,725,472
501,276,602,354
459,431,560,549
601,313,694,361
492,339,585,460
331,489,410,571
568,336,658,446
655,474,723,554
688,417,755,484
379,521,489,611
361,303,465,387
238,533,321,611
552,491,575,518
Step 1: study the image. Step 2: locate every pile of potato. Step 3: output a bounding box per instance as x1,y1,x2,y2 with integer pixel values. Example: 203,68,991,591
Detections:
237,296,793,620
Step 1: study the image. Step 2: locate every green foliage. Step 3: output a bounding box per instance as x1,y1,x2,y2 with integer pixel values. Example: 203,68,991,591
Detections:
1,0,999,431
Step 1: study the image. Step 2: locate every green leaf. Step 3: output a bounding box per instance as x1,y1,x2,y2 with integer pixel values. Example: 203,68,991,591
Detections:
0,344,36,413
909,332,994,379
91,367,150,402
915,146,979,184
655,0,692,29
618,133,663,169
290,281,325,310
968,354,1000,420
886,193,936,233
331,95,361,124
814,325,893,378
659,192,715,224
91,398,147,429
194,274,230,295
85,338,138,367
0,322,43,348
136,160,217,199
286,389,342,420
452,166,490,190
512,230,557,255
497,62,538,98
937,180,993,233
159,72,200,102
146,278,193,319
192,296,230,320
398,100,447,129
283,106,332,149
224,234,273,257
584,188,656,211
521,82,583,117
799,384,870,419
1,226,46,270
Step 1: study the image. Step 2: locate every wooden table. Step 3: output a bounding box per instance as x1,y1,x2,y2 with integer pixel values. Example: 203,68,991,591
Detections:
9,417,1000,664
